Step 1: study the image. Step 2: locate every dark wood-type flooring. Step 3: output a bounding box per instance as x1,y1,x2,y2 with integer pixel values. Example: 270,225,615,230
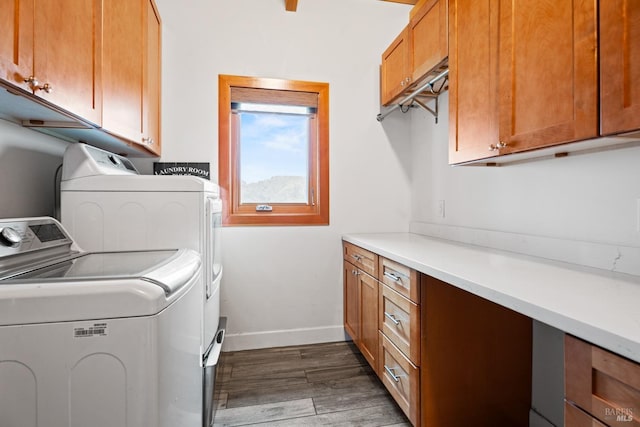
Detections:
213,341,411,426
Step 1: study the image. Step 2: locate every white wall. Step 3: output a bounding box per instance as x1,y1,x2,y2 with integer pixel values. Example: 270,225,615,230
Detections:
0,120,67,218
408,92,640,427
410,92,640,271
153,0,413,350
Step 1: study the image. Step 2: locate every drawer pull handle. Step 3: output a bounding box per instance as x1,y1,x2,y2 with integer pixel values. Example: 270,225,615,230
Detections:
351,254,362,262
384,365,405,382
351,270,360,276
384,271,401,282
384,311,401,326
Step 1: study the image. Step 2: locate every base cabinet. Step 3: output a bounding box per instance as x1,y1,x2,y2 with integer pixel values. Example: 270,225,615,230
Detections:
343,243,379,374
343,241,532,427
564,334,640,426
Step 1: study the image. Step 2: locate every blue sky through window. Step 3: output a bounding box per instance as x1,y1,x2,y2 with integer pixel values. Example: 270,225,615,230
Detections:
239,111,310,203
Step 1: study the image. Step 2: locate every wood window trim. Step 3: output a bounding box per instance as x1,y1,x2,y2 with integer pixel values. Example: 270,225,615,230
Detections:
218,74,330,226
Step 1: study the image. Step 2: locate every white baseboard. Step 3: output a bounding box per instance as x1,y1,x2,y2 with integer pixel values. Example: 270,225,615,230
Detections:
222,325,348,352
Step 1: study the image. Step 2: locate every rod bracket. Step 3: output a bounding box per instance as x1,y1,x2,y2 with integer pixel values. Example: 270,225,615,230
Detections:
377,69,449,122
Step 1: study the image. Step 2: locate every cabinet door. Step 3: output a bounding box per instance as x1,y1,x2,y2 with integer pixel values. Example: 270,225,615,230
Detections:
565,402,607,427
102,0,144,144
409,0,448,84
143,0,161,155
34,0,102,125
380,26,411,106
565,335,640,426
0,0,33,84
343,262,360,342
600,0,640,136
497,0,598,154
358,271,379,374
448,0,500,164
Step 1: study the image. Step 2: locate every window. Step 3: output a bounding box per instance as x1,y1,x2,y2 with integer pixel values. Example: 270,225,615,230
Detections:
218,75,329,226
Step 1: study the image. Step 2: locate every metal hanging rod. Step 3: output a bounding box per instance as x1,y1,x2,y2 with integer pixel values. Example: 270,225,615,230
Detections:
376,69,449,122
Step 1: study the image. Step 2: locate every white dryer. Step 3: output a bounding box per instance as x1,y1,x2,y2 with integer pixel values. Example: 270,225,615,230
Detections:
0,217,203,427
59,143,224,426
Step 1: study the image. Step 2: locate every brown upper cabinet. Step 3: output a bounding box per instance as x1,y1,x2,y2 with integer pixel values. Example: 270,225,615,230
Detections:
450,0,640,165
450,0,599,164
0,0,103,126
448,0,499,164
102,0,162,155
600,0,640,137
144,0,162,156
409,0,448,85
1,0,161,156
380,0,448,106
381,26,411,106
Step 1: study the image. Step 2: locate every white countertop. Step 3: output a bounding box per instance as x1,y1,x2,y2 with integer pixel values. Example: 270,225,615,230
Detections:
343,232,640,363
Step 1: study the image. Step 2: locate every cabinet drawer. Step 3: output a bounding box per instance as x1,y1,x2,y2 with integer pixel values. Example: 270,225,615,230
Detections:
565,334,640,426
380,284,420,366
379,257,419,303
343,242,378,277
379,332,419,426
565,401,607,427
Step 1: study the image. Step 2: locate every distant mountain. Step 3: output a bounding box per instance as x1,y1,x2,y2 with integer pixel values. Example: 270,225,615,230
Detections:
241,176,307,203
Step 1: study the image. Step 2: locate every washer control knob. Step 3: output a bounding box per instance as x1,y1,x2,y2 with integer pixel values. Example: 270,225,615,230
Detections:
0,227,21,246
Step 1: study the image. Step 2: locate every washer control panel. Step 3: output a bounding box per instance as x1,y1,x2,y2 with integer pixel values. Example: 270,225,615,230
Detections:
0,217,72,258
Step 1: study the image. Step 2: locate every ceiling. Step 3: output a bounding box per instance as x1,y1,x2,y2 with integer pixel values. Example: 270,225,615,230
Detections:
285,0,417,12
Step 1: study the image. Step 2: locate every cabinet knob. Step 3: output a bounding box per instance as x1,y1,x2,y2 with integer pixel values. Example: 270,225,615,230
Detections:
142,137,154,146
24,76,53,93
38,83,53,93
24,76,40,89
489,141,508,151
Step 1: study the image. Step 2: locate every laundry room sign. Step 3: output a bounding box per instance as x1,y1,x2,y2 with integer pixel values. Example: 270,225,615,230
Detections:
153,162,210,180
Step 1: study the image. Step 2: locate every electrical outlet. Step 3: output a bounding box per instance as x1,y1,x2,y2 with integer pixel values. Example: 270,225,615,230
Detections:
437,200,445,218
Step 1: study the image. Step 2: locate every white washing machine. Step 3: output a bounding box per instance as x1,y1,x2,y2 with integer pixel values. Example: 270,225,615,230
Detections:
0,217,203,427
59,143,224,426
